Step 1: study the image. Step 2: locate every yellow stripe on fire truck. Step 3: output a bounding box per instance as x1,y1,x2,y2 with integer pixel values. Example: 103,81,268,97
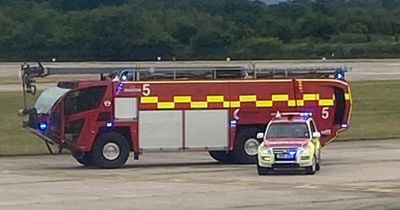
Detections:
140,93,349,109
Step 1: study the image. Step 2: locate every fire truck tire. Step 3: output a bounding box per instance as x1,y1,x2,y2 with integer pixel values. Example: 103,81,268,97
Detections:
91,132,130,169
305,155,317,175
208,151,232,163
72,152,94,167
231,128,262,164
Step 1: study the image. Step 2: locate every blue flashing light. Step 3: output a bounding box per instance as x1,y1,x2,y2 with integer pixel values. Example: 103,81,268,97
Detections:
289,151,297,156
39,122,48,131
299,112,313,118
230,119,237,127
341,124,348,128
334,68,346,81
106,122,113,128
116,83,124,94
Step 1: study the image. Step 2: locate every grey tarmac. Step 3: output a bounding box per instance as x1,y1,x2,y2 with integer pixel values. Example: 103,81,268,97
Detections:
0,139,399,210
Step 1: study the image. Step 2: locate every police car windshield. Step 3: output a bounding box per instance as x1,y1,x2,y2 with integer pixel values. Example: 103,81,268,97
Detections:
266,123,310,139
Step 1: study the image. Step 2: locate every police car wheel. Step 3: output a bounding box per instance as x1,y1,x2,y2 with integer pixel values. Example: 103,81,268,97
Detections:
72,152,94,167
208,151,232,163
305,155,317,175
316,151,321,171
231,128,263,164
256,158,271,175
91,132,130,169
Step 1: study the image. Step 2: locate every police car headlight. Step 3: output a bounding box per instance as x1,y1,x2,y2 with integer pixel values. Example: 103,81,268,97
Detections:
263,148,272,155
299,145,311,155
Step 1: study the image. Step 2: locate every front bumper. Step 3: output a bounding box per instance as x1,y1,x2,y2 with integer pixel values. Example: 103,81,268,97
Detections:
24,125,58,145
23,119,79,152
258,150,314,169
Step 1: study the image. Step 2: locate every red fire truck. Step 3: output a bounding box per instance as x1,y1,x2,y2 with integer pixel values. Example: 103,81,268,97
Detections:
20,63,352,168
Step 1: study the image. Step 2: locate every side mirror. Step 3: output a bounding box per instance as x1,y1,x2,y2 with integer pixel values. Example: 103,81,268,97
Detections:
256,132,264,139
312,132,321,138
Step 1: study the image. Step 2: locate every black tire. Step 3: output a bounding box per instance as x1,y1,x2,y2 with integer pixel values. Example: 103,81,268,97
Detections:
231,128,263,164
72,152,94,167
257,158,271,175
316,162,320,171
91,132,130,169
305,155,317,175
209,151,232,163
316,150,321,171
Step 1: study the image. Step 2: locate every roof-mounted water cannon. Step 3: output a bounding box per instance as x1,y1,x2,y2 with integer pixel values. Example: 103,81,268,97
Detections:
334,68,346,81
20,62,48,96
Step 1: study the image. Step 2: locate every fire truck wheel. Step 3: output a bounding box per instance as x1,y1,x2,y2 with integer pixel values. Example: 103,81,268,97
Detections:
91,132,130,169
231,128,262,164
72,152,94,167
208,151,232,163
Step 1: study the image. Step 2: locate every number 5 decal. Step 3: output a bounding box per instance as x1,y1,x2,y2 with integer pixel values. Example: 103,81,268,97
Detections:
142,84,151,96
322,107,329,120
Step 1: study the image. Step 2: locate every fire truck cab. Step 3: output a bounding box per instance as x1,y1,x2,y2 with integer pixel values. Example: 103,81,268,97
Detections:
20,64,352,168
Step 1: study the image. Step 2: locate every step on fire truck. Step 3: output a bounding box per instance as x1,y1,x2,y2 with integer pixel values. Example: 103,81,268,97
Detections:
19,63,352,168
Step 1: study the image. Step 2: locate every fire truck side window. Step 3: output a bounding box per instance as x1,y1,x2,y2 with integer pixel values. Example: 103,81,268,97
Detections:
65,86,107,115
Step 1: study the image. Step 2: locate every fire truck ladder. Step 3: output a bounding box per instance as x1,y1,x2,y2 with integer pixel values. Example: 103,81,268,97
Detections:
20,62,348,106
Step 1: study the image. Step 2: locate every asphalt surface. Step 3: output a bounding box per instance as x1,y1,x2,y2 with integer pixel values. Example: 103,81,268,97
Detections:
0,139,399,210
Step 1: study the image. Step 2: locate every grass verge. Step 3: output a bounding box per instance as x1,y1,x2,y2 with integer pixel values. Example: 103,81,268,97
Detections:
0,80,399,155
0,91,48,155
338,80,400,140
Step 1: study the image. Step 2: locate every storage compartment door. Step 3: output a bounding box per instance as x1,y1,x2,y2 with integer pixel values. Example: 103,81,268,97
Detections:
185,110,228,150
139,110,183,149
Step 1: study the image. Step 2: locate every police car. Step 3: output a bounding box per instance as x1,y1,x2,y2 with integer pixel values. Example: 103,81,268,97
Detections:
256,112,322,175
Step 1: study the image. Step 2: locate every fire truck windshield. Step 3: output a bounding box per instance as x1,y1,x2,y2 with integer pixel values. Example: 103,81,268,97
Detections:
34,87,69,114
266,123,310,139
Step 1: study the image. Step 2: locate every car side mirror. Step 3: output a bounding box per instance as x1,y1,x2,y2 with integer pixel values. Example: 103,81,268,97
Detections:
312,132,321,138
256,132,264,139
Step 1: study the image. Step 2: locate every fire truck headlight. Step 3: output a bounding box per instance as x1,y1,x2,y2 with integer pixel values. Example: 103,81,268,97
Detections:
106,122,113,128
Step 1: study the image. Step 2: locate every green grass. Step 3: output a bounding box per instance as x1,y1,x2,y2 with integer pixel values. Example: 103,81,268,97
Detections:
0,80,399,155
0,91,48,155
338,80,400,140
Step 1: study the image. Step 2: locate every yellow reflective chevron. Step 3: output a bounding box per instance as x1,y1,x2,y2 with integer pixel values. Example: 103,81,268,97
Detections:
272,94,289,101
141,96,158,103
174,96,191,103
207,95,224,102
140,93,349,109
157,102,175,109
191,101,208,108
239,95,257,102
